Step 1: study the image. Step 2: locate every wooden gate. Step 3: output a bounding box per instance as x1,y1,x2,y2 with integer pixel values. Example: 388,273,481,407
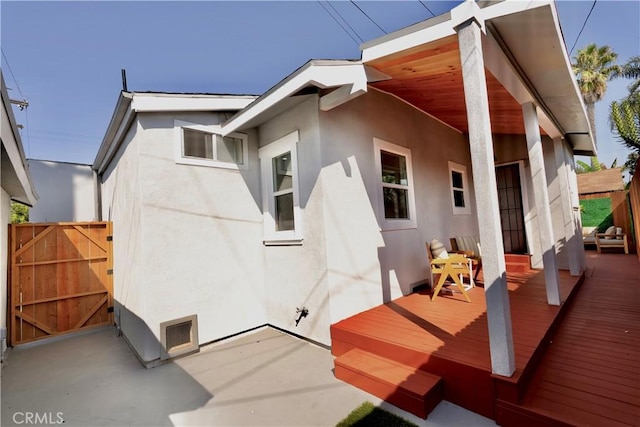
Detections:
9,222,113,345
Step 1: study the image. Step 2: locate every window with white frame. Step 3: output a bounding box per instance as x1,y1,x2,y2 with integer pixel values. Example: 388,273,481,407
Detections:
259,131,303,244
374,138,417,230
448,161,470,215
174,120,248,170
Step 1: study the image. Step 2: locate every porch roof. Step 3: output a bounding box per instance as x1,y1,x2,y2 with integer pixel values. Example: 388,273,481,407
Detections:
362,0,595,155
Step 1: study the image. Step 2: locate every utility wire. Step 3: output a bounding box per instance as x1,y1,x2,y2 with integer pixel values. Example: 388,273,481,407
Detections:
317,1,361,46
325,1,364,43
1,48,30,156
570,0,597,56
1,48,26,100
418,0,436,17
350,1,387,35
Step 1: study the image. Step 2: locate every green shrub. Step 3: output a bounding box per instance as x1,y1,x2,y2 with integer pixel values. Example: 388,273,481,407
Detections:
580,197,613,231
10,202,29,224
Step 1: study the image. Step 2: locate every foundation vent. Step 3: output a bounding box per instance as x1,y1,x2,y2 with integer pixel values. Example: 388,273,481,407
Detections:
160,314,198,360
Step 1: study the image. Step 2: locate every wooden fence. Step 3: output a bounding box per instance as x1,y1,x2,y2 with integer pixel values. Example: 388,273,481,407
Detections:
630,164,640,259
9,222,113,345
580,189,636,254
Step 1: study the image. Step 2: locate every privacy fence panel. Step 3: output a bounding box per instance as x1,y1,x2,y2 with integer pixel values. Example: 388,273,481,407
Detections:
9,222,113,345
630,166,640,259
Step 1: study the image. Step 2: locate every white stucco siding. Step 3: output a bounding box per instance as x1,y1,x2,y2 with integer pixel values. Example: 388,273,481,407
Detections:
258,96,332,345
136,112,266,357
1,187,10,357
99,122,152,360
319,88,476,324
28,160,96,223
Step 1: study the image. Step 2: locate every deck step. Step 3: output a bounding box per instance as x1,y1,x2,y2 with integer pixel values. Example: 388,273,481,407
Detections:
505,254,532,273
334,348,444,419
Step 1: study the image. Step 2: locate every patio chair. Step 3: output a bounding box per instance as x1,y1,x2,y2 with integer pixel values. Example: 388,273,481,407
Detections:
595,226,629,254
450,236,482,283
426,240,472,302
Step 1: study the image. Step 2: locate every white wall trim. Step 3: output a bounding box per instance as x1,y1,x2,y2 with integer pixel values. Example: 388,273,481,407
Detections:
496,160,533,254
448,161,472,215
174,120,249,170
373,138,417,231
259,130,303,244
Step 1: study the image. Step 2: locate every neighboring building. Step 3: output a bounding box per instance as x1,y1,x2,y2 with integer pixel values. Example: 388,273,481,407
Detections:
93,0,594,375
1,73,38,360
27,159,97,223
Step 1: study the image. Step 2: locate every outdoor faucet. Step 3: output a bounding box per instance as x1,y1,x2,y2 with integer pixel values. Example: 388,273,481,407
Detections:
295,306,309,326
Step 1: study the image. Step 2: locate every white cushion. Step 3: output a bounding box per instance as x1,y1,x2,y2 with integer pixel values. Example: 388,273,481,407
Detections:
430,239,449,259
599,238,625,246
604,226,616,239
455,235,481,256
616,227,623,240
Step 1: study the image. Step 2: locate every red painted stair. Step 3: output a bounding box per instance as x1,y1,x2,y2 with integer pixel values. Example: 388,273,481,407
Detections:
334,348,444,419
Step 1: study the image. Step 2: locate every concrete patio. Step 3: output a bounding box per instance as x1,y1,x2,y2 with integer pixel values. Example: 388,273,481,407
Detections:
1,325,496,426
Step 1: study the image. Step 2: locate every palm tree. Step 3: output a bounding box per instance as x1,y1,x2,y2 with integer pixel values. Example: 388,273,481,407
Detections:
615,55,639,105
572,44,621,148
610,99,640,151
610,56,640,179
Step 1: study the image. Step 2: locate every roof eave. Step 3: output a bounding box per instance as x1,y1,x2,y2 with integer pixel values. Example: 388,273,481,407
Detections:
1,72,38,205
220,60,387,135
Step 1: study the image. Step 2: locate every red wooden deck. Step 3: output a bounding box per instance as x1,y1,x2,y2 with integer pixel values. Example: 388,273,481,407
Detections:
499,253,640,426
331,253,640,425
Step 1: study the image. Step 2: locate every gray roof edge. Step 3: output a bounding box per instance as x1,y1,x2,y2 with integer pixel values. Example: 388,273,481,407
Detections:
1,72,39,204
93,91,133,172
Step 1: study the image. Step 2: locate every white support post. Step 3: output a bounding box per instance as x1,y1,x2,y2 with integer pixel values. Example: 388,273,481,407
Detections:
457,18,515,377
563,143,587,271
553,138,581,276
522,103,561,305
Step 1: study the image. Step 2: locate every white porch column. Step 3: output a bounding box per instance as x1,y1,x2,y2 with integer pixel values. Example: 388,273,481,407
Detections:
564,144,587,271
553,138,581,276
522,103,561,305
457,17,515,377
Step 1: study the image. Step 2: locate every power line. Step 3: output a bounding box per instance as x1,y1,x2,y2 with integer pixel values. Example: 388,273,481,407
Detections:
570,0,597,56
417,0,436,17
24,106,31,157
1,48,27,100
317,1,361,46
350,1,387,35
325,1,364,43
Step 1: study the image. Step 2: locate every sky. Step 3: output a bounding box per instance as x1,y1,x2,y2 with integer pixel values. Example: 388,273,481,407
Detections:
1,0,639,171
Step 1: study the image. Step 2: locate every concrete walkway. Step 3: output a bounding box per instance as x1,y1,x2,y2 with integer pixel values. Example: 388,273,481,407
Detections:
1,326,496,426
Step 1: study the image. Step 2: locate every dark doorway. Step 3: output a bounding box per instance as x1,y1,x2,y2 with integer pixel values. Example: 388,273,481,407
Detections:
496,164,527,254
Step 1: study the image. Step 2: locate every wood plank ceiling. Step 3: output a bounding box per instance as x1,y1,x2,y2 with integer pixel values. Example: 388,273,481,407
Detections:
368,34,534,136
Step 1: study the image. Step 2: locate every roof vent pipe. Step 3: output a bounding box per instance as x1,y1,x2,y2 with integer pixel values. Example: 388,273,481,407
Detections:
121,69,128,92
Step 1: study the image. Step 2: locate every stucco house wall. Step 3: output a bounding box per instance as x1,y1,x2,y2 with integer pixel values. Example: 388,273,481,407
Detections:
100,121,152,360
318,88,478,324
27,159,96,223
137,112,267,358
101,111,268,362
258,96,332,345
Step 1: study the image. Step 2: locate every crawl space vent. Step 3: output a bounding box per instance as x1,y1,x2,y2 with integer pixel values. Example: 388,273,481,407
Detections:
160,314,198,360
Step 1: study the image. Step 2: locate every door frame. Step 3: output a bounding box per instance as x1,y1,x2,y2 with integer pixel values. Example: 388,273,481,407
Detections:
495,160,533,254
